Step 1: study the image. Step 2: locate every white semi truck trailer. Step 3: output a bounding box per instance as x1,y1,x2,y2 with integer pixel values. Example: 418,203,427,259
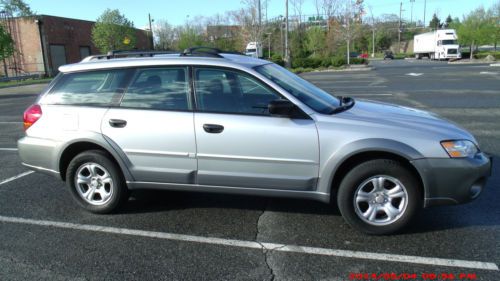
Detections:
413,29,461,60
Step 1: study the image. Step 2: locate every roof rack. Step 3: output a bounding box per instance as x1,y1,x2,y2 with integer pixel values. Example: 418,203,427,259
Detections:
81,50,178,62
181,46,245,58
81,47,245,62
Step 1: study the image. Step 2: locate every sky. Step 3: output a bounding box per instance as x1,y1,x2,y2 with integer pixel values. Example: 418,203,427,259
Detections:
25,0,497,29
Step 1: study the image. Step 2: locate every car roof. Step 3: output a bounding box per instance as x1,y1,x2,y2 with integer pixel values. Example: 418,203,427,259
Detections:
58,53,271,73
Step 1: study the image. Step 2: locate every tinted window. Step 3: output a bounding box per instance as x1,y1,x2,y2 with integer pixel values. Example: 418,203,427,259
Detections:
194,68,280,115
45,69,127,105
120,67,189,110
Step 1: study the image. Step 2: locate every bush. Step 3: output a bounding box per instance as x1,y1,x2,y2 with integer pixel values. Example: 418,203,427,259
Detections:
473,51,500,60
270,54,284,66
291,57,322,68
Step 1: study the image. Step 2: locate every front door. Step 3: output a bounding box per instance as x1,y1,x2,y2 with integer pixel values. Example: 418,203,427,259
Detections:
193,67,319,190
102,66,197,184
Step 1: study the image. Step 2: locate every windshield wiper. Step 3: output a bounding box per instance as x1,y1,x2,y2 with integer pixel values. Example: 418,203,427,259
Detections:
331,96,355,114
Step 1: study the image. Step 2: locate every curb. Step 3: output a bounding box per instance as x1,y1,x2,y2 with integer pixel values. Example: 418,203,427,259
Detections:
0,81,50,90
310,66,375,73
448,60,495,65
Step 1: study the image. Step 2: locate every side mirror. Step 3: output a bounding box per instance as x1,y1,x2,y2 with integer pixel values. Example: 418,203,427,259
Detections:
268,99,295,116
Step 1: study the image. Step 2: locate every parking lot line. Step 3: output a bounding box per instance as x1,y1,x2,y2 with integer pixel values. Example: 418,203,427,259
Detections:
0,171,34,186
0,148,18,151
0,122,22,124
0,215,497,271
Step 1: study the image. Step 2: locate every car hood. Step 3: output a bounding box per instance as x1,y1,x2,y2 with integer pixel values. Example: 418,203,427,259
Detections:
328,99,475,142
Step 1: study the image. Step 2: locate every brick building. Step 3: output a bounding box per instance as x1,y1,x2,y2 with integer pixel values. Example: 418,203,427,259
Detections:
2,15,151,77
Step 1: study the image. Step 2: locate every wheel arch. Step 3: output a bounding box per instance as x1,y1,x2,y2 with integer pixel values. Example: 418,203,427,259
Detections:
58,139,133,182
320,139,426,205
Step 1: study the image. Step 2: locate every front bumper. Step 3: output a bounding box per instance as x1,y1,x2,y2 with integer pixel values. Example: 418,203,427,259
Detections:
411,153,492,207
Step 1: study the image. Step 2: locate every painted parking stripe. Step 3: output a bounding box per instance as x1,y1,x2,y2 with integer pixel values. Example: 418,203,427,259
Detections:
0,215,497,271
0,171,34,186
0,121,22,124
0,148,18,151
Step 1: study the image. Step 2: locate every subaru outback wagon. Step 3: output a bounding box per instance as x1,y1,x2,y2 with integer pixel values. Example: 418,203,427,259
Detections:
18,48,492,234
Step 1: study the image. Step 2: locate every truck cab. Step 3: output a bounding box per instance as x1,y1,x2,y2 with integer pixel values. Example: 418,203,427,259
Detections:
245,42,263,58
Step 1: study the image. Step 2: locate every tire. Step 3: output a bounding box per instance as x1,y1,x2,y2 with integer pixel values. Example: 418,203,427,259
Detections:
66,150,128,214
337,159,421,235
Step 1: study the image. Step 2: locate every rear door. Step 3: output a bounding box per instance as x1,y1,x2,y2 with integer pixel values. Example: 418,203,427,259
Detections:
101,66,197,183
193,67,319,190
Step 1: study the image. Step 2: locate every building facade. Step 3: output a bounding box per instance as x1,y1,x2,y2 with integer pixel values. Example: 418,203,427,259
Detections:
1,15,151,77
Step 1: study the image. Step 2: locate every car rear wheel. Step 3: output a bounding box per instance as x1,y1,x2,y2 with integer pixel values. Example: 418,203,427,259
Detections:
66,150,128,213
337,159,421,235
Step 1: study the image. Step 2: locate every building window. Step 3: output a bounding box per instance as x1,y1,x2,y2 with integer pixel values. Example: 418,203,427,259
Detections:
79,46,91,60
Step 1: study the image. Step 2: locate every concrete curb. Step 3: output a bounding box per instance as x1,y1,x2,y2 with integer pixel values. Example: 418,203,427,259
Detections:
308,66,375,73
0,81,50,90
448,60,495,65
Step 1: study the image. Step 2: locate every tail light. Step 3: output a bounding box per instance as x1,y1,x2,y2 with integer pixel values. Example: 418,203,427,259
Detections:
23,104,42,130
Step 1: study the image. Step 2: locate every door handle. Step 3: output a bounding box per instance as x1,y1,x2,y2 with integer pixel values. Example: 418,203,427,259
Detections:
109,119,127,128
203,124,224,134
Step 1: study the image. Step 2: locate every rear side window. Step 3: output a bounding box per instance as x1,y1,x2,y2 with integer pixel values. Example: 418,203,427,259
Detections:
120,67,190,111
45,69,128,105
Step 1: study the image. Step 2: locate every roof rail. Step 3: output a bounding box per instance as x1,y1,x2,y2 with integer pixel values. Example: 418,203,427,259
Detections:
81,50,178,62
80,47,246,62
181,47,224,58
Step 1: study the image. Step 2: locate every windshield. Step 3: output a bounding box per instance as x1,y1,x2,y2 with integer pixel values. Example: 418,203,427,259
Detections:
442,40,458,45
254,63,340,114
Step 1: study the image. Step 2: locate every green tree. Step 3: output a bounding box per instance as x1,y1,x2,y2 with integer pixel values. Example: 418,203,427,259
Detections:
0,25,14,77
444,15,453,27
305,26,326,57
429,13,441,29
0,0,33,16
92,9,137,53
456,7,491,56
176,27,204,50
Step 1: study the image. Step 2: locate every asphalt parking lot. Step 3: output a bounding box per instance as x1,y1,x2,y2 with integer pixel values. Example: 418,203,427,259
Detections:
0,60,499,280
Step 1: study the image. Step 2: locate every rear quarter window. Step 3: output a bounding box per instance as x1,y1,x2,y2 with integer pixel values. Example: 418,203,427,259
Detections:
44,69,128,106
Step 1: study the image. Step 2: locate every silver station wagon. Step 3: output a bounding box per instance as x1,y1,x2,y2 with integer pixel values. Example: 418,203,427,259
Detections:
18,48,492,234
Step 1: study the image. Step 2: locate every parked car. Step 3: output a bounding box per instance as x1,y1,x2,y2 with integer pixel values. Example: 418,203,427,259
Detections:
19,47,491,235
358,53,369,59
383,50,394,60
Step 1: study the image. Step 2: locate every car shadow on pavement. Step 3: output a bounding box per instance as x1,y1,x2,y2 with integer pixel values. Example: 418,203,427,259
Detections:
117,156,499,235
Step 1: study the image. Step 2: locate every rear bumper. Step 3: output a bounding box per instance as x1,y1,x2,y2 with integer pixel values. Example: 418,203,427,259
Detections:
17,136,61,179
411,153,492,207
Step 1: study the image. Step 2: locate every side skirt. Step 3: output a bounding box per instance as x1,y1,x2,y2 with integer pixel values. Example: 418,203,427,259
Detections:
126,181,330,203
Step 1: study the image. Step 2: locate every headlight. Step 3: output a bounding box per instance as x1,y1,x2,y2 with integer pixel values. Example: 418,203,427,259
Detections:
441,140,478,158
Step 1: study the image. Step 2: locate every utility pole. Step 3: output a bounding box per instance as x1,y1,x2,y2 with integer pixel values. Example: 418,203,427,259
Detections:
398,2,402,54
148,13,154,50
258,0,261,36
284,0,290,67
423,0,427,27
410,0,415,25
266,33,272,59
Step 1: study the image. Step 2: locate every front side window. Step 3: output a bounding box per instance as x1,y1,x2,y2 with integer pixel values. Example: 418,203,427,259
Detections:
120,67,190,111
45,69,128,105
194,68,280,115
255,63,340,114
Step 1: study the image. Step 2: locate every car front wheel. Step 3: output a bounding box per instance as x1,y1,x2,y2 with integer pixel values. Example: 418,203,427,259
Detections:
337,159,421,235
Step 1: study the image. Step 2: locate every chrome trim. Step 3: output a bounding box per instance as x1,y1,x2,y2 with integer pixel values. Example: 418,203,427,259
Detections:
124,149,190,158
196,153,318,164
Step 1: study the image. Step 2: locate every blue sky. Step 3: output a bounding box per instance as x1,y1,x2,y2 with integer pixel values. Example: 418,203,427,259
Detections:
26,0,496,29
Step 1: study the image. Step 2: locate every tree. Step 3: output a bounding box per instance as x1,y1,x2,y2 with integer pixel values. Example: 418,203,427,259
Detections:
455,7,491,57
0,0,33,16
154,20,176,50
92,9,137,53
429,13,441,29
0,25,14,77
444,15,453,27
176,26,204,50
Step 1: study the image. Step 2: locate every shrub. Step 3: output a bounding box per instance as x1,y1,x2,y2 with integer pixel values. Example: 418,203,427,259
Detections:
331,56,346,67
270,54,284,66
